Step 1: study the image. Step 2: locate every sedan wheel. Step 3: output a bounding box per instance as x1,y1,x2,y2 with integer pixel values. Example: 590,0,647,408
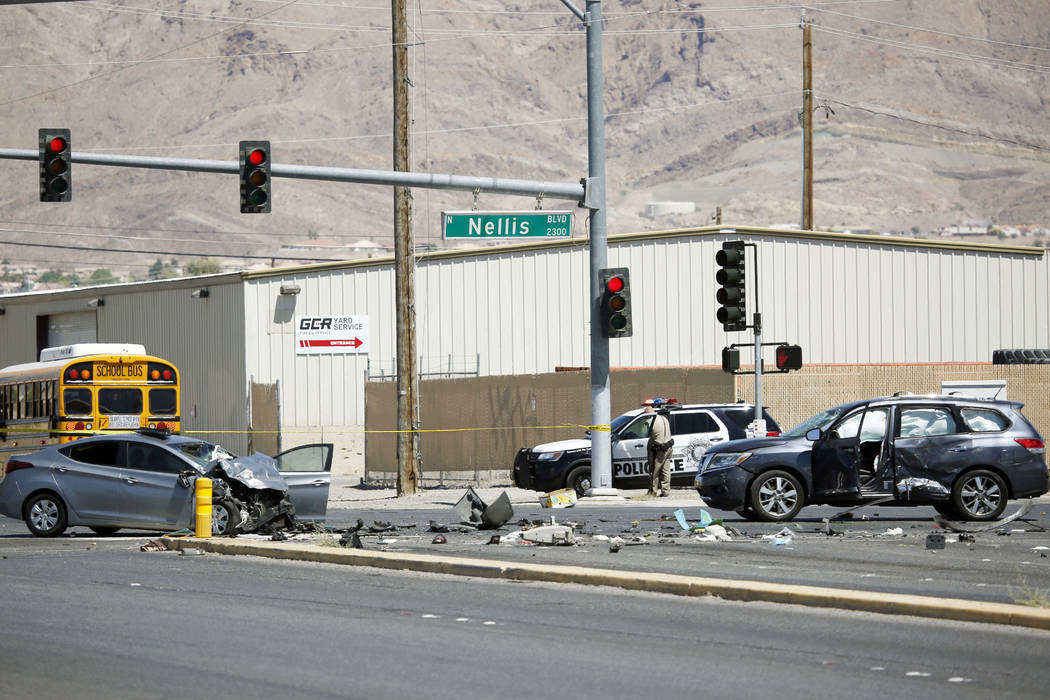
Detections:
211,501,239,535
952,470,1008,521
749,470,804,522
24,493,68,537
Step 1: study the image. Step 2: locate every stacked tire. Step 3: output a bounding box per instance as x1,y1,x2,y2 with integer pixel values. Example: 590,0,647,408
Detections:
992,349,1050,364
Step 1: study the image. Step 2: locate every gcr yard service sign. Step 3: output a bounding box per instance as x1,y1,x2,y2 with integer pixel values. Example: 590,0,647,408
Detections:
296,316,369,355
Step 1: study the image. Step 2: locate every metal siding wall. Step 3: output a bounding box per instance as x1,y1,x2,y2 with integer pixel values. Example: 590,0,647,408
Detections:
244,267,393,429
95,281,248,453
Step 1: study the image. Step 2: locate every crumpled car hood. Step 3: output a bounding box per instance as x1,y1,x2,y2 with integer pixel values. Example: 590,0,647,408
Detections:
211,453,289,492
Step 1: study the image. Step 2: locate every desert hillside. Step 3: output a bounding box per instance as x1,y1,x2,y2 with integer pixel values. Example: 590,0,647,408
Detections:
1,0,1048,282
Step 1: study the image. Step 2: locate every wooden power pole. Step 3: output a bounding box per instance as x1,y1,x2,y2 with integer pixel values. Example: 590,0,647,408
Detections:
392,0,419,495
802,16,814,231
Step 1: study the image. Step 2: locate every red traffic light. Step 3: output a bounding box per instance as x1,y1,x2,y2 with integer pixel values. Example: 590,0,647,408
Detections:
39,128,72,202
606,276,624,293
239,140,271,213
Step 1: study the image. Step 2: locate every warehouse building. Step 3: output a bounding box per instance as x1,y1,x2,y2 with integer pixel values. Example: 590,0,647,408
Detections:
0,226,1046,475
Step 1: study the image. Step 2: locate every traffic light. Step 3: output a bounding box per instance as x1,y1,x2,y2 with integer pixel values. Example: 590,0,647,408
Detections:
716,240,746,331
39,128,71,202
598,267,632,338
775,344,803,371
721,347,740,373
239,141,271,213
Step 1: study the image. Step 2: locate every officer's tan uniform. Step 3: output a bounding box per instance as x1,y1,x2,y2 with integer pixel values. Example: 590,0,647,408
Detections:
647,410,672,496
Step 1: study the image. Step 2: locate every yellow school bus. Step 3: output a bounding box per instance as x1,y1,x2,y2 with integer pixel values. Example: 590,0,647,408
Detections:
0,344,179,469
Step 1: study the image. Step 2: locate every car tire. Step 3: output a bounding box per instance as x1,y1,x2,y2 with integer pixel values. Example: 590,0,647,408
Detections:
932,502,960,519
951,469,1008,521
565,465,592,497
748,470,804,522
24,492,68,537
89,526,120,536
212,500,240,535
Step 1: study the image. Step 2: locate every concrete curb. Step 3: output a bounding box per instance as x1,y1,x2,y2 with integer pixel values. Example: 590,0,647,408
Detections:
161,536,1050,631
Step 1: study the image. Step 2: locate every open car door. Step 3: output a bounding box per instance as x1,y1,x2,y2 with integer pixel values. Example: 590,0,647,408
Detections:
811,405,892,500
274,443,333,521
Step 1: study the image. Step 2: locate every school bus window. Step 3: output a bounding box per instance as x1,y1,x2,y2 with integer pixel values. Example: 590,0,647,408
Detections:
17,383,26,419
64,389,92,416
99,387,143,415
149,388,177,416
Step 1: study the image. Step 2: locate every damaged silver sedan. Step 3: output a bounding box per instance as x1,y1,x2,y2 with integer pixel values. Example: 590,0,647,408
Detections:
0,430,331,537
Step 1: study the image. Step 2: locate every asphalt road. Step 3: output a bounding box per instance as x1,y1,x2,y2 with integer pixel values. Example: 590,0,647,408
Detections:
318,500,1050,605
1,539,1048,700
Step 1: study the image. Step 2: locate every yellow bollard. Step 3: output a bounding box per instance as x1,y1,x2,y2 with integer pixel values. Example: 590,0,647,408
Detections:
195,477,212,538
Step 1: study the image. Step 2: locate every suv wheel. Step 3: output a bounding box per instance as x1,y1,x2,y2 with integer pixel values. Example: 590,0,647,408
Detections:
565,465,592,497
749,470,804,522
952,470,1008,521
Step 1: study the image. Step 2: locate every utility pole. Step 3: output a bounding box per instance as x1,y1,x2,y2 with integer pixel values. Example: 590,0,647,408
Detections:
392,0,419,495
801,13,814,231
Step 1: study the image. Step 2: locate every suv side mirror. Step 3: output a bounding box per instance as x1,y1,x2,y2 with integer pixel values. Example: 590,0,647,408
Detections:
805,428,822,441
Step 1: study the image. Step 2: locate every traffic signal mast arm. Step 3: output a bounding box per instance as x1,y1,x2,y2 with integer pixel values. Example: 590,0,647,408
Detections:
1,146,587,201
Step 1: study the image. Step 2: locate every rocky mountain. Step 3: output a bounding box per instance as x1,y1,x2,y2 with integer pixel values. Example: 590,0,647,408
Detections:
1,0,1047,281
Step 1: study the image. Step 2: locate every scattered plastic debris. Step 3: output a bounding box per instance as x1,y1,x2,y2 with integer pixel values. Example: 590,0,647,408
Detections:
694,524,732,542
926,533,946,550
179,548,204,556
431,535,447,544
763,527,795,546
140,539,167,552
453,487,514,529
879,527,905,537
541,488,578,509
673,508,714,531
521,524,575,545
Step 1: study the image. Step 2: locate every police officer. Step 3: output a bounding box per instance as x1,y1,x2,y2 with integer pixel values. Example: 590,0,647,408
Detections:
646,403,673,497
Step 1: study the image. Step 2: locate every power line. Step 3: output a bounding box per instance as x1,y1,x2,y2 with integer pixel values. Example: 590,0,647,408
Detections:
809,6,1050,53
813,24,1050,73
0,238,348,262
819,95,1050,153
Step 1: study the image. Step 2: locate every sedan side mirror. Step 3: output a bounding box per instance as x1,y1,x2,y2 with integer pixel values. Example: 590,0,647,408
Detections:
806,428,822,442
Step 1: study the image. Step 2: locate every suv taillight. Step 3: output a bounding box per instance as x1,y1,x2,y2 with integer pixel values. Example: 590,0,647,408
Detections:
1015,438,1045,454
5,459,33,474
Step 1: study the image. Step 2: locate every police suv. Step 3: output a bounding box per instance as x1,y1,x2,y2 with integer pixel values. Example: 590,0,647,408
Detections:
513,400,782,495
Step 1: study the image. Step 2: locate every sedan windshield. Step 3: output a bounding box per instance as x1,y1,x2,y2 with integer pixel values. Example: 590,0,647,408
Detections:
178,441,238,467
784,406,850,438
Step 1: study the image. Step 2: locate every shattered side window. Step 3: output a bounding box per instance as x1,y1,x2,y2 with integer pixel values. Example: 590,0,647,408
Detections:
830,410,864,440
960,408,1009,432
859,408,890,442
899,407,957,437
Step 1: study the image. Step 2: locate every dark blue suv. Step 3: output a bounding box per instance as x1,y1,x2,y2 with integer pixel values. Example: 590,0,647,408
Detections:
696,394,1048,522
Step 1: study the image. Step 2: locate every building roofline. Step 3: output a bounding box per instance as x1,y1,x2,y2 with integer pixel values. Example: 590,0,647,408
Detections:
239,224,1044,281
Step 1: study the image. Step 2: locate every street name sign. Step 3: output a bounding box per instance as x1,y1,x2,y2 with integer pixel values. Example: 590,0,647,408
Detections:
442,210,573,239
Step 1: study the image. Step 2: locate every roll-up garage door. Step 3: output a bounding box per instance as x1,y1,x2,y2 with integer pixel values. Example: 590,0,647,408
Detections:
43,311,97,347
